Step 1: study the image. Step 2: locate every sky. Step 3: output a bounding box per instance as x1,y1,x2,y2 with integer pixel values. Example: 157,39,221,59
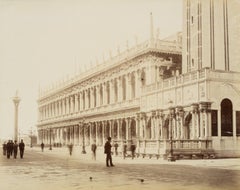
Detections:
0,0,182,139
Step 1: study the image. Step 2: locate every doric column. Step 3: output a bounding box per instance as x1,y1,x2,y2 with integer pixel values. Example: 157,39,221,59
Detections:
118,119,123,140
126,118,130,140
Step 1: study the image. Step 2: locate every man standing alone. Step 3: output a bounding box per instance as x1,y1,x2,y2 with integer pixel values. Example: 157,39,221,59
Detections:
104,137,114,167
19,139,25,159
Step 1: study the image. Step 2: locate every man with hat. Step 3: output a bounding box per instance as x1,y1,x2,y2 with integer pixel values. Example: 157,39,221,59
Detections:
104,137,114,167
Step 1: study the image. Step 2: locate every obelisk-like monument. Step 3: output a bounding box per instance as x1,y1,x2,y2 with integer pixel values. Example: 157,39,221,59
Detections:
12,91,21,142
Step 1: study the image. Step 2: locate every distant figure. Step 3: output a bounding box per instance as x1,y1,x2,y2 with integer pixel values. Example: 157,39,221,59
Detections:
114,142,119,156
91,142,97,160
6,140,12,159
123,141,127,159
104,137,114,167
2,142,7,156
13,140,18,159
68,143,73,156
41,142,45,152
10,140,14,156
19,139,25,159
130,142,136,159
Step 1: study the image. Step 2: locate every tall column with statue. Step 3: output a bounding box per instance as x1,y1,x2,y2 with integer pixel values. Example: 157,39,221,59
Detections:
12,91,21,142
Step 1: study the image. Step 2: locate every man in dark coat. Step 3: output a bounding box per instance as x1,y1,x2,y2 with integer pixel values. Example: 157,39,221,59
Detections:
19,139,25,159
41,142,44,152
104,137,114,167
13,140,18,159
6,140,11,159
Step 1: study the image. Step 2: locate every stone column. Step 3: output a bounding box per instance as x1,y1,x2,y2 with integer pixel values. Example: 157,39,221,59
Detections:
79,91,83,111
12,92,21,142
118,119,122,140
85,89,89,109
103,83,107,105
75,94,79,113
217,109,221,137
126,74,132,100
110,80,115,104
96,85,100,107
118,77,123,103
90,87,94,108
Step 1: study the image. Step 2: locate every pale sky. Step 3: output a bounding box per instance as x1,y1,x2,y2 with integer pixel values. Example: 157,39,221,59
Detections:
0,0,182,139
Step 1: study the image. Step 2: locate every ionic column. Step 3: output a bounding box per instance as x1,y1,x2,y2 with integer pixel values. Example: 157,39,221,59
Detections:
96,85,100,107
90,87,94,108
110,80,114,104
118,77,123,102
62,98,65,115
66,97,69,114
79,92,83,111
103,83,107,105
85,89,89,109
75,94,79,113
126,74,132,100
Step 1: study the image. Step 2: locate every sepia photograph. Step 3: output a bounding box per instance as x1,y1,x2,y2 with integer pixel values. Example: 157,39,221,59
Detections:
0,0,240,190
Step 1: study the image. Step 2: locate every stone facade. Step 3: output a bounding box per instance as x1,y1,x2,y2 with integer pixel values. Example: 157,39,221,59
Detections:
37,1,240,158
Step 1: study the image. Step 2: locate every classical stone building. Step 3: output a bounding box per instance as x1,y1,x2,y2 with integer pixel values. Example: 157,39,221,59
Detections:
37,0,240,158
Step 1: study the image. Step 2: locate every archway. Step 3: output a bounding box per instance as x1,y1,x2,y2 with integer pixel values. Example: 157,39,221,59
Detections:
221,98,233,136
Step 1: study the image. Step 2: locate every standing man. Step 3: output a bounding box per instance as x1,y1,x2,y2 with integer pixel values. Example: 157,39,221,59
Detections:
114,142,118,156
104,137,114,167
130,141,136,160
19,139,25,159
6,140,11,159
41,142,44,152
13,140,18,159
91,141,97,160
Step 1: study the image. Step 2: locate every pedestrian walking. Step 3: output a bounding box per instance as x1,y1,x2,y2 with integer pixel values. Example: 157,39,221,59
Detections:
41,142,44,152
13,140,18,159
104,137,114,167
130,141,136,159
10,140,14,157
19,139,25,159
123,141,127,159
2,142,7,156
91,141,97,160
68,143,73,156
114,142,118,156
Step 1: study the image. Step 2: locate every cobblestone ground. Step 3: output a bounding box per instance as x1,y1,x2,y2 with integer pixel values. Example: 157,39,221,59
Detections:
0,147,240,190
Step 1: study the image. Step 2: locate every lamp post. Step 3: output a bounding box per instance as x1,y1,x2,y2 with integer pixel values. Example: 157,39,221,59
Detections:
49,128,52,150
80,119,86,154
168,104,176,162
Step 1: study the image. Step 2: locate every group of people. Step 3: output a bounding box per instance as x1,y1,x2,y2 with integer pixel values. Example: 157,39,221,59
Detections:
2,139,25,159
